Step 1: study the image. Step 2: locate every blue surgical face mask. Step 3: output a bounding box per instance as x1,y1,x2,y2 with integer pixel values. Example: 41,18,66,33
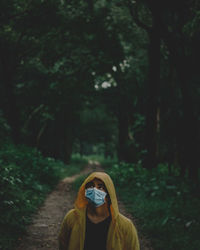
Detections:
85,187,107,207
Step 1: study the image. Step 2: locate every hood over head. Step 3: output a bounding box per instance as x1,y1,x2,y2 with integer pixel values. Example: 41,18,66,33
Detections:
74,172,119,219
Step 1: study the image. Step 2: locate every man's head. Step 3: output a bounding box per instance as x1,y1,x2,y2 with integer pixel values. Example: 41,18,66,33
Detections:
75,172,119,218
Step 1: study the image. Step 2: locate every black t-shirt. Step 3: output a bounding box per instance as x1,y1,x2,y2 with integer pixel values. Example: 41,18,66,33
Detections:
83,214,111,250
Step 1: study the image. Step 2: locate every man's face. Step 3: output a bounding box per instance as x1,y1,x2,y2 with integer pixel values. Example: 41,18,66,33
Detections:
85,178,110,205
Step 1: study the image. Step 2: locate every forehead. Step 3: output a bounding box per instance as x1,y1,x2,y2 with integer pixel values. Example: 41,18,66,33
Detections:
92,178,104,185
85,178,105,188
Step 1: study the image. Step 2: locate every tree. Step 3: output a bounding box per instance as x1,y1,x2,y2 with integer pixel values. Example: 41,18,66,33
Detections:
127,0,161,168
143,0,200,180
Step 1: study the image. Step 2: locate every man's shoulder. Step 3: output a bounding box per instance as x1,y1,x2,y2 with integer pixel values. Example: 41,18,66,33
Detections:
117,213,137,233
63,209,77,224
118,213,132,224
66,208,76,216
64,208,85,222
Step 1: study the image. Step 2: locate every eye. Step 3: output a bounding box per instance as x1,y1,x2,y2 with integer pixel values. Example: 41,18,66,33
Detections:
98,184,105,190
86,181,94,189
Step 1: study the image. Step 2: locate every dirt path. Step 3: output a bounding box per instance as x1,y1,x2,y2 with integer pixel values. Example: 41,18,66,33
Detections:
16,161,152,250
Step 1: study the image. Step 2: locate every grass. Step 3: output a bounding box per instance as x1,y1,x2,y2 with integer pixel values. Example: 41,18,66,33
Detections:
0,146,88,250
104,161,200,250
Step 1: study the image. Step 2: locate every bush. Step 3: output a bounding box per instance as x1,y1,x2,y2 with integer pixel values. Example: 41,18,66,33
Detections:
106,161,200,250
0,144,66,250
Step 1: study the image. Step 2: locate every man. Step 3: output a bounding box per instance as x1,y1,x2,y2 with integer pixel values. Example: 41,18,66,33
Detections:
59,171,140,250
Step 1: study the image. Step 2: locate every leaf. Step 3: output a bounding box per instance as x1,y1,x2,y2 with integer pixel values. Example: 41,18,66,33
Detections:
162,216,169,226
185,221,193,228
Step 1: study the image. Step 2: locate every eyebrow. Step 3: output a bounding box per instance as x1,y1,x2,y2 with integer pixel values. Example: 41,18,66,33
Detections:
98,183,104,187
85,181,94,188
85,181,106,189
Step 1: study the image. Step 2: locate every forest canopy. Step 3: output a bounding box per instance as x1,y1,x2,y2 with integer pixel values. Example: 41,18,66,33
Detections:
0,0,200,181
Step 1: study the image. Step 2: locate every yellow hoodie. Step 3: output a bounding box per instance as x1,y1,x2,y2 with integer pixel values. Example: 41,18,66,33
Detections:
59,172,140,250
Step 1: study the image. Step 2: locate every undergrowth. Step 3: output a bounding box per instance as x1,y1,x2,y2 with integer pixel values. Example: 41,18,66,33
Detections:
106,161,200,250
0,145,87,250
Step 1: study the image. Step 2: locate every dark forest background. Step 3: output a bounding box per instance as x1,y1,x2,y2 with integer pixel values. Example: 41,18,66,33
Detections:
0,1,200,249
1,0,200,180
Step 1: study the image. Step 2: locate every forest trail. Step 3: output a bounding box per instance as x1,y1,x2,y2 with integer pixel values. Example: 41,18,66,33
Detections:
16,161,151,250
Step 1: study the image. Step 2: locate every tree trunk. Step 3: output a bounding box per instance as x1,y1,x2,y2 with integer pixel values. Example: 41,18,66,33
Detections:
176,58,199,181
64,129,74,164
152,5,200,182
0,50,21,144
62,108,75,164
112,68,132,163
161,33,199,181
117,108,129,162
144,23,161,169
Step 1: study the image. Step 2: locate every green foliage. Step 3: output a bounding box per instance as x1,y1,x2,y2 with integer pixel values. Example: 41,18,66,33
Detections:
73,153,104,163
60,154,89,178
0,143,71,250
72,174,89,193
0,0,199,247
0,0,199,176
73,104,118,157
71,155,118,192
106,161,200,250
78,105,118,143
